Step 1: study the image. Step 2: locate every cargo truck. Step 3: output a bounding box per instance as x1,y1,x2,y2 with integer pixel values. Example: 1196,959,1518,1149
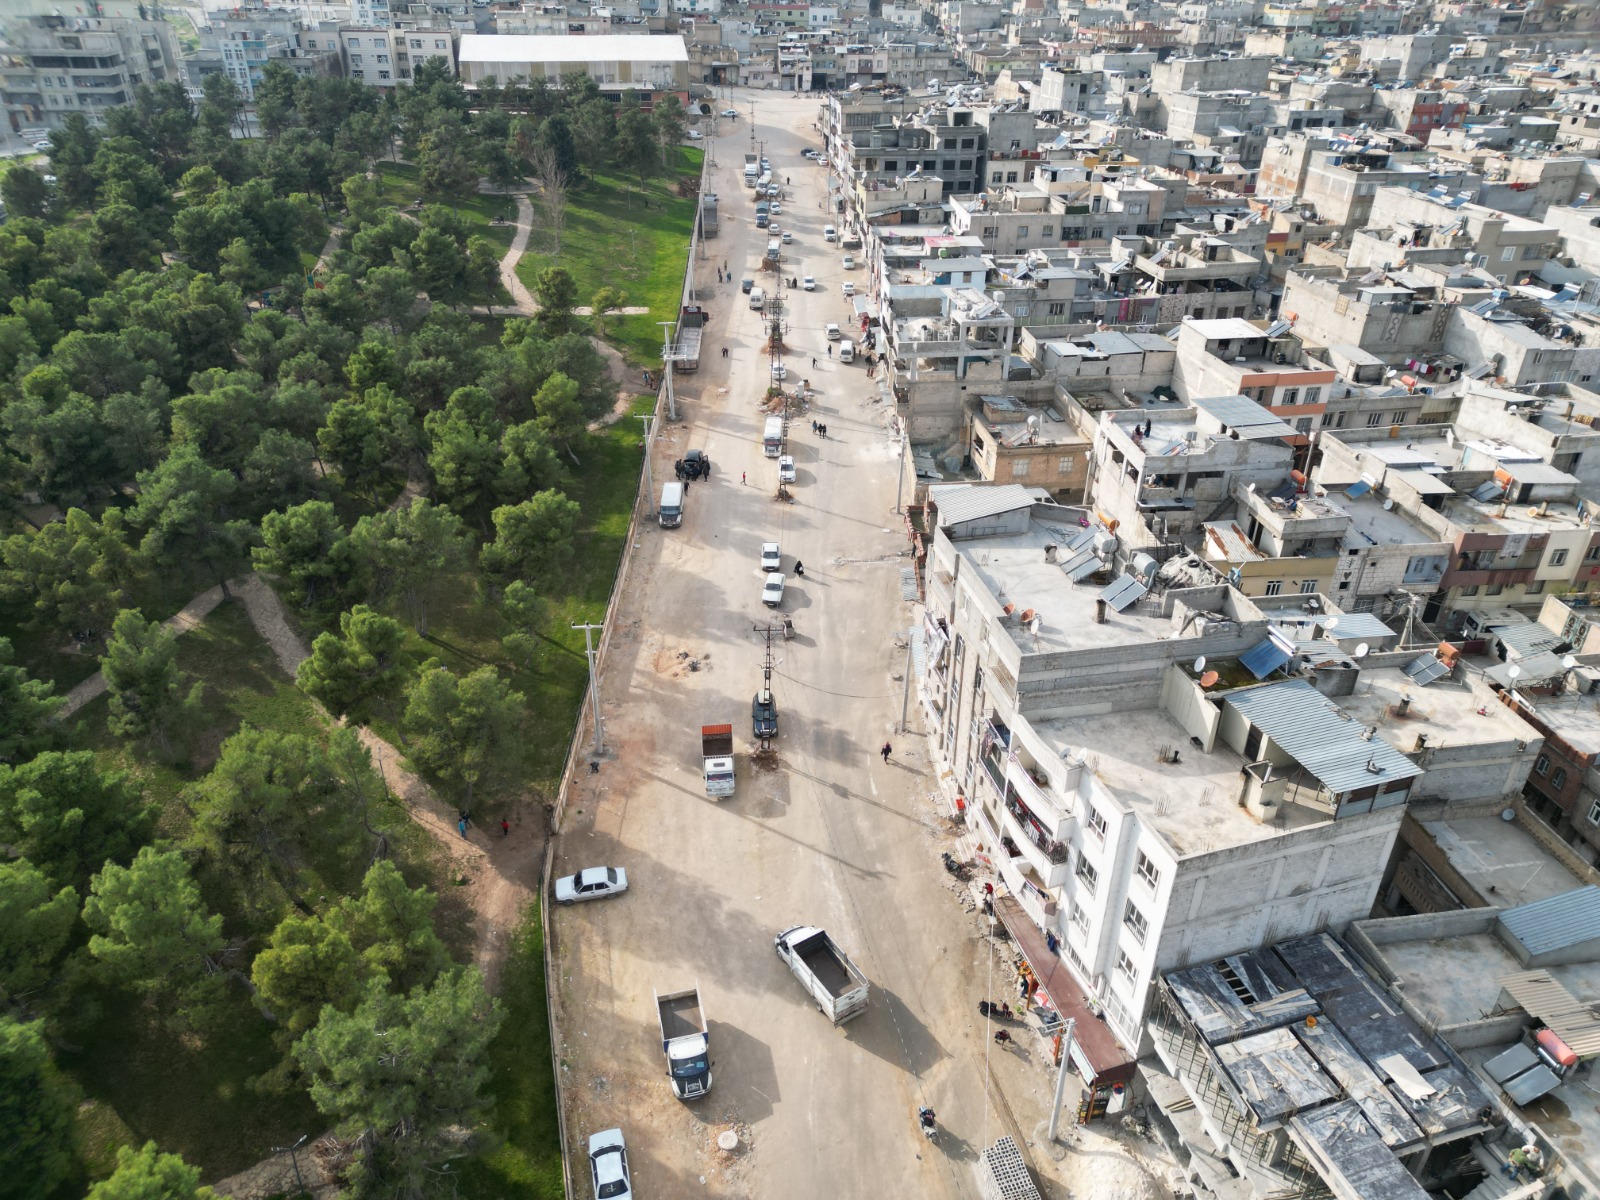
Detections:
655,984,713,1099
672,305,706,372
774,926,870,1024
743,152,759,187
701,724,734,797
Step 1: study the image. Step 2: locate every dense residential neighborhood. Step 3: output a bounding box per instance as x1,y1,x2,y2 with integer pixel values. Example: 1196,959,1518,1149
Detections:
5,0,1600,1198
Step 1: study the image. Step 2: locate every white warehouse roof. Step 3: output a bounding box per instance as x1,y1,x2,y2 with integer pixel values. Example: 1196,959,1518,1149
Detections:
458,34,689,65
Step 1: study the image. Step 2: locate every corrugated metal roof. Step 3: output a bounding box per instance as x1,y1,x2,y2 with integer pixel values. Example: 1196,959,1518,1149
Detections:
1240,637,1293,680
1492,620,1563,659
1499,969,1600,1056
1225,680,1424,794
1324,612,1396,643
1499,886,1600,957
1191,394,1295,438
927,483,1034,528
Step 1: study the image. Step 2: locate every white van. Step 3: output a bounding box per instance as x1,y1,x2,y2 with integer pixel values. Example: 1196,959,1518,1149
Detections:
826,322,841,340
839,339,855,363
763,415,784,457
749,287,765,310
824,224,837,242
659,481,684,527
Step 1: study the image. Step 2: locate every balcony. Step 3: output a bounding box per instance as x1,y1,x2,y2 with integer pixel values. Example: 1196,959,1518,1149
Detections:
999,793,1071,887
1004,754,1073,840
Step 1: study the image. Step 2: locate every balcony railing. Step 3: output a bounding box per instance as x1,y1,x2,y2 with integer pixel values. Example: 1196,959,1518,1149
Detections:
1005,755,1072,839
1000,795,1070,887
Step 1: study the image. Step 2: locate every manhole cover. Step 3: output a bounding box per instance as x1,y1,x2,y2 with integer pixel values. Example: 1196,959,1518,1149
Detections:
717,1131,739,1152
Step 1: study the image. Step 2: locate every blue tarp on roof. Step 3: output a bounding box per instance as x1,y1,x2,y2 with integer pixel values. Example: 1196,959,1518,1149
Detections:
1240,637,1293,679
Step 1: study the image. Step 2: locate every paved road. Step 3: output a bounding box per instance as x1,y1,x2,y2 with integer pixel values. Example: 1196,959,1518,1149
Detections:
551,91,1006,1200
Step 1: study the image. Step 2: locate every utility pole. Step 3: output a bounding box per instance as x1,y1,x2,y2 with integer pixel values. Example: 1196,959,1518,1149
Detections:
573,622,605,755
638,413,656,518
658,320,679,421
1046,1017,1079,1142
751,623,781,751
898,633,913,733
893,425,908,514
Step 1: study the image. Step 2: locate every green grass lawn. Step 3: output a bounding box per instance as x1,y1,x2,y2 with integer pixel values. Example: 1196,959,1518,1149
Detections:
454,910,564,1200
517,147,703,365
374,161,521,253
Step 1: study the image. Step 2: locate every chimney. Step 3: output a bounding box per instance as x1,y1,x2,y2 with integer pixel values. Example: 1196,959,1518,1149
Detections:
1095,599,1108,624
1397,694,1411,717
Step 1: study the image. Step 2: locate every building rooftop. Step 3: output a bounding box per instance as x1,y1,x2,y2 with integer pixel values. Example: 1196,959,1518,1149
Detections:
1030,707,1328,855
1497,687,1600,756
1418,813,1586,907
1330,666,1534,756
1333,491,1441,548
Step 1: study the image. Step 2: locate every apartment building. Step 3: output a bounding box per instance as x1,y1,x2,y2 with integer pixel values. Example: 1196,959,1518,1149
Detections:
920,485,1424,1104
456,33,689,97
340,26,456,86
0,7,180,132
186,9,342,99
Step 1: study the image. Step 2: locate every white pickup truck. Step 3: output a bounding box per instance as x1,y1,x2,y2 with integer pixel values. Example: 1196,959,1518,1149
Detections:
774,926,870,1024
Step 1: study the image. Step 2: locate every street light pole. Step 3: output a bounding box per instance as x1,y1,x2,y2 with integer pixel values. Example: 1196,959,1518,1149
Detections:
638,413,656,519
272,1136,308,1194
573,622,605,756
1047,1017,1079,1142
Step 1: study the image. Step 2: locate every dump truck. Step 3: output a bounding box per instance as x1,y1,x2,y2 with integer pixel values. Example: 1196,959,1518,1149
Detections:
672,305,706,372
655,984,712,1100
699,193,718,239
701,723,734,797
774,926,870,1024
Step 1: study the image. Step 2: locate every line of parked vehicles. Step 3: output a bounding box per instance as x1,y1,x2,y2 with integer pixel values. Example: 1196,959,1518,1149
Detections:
566,130,879,1200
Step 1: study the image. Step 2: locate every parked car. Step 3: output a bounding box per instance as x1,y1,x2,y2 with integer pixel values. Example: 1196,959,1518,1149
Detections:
687,129,703,140
741,278,755,294
771,362,787,381
802,274,815,290
32,141,50,153
781,230,793,244
721,108,739,118
825,322,840,339
841,281,856,297
761,541,782,571
682,449,711,480
762,572,786,607
824,224,837,242
555,867,629,905
842,254,856,270
770,202,782,215
588,1129,633,1200
779,455,796,484
752,689,778,738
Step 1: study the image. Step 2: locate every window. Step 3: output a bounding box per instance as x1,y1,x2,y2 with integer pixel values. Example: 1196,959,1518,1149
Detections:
1487,583,1505,596
378,70,390,79
1526,581,1545,595
1123,901,1148,944
1296,417,1314,433
1281,388,1299,405
1550,548,1569,567
1116,948,1138,985
1264,580,1284,596
1006,171,1017,183
434,39,446,49
1536,753,1550,776
960,137,974,149
1047,301,1065,315
1459,584,1480,596
1135,850,1159,890
376,53,389,63
1076,857,1098,895
1586,546,1600,563
1010,459,1031,478
1367,412,1384,427
1300,579,1318,594
1016,226,1028,238
1589,797,1600,826
991,171,1003,184
942,159,956,172
411,38,423,47
1085,804,1106,839
1553,768,1569,789
349,36,361,45
350,53,364,64
1071,903,1089,936
1501,245,1517,262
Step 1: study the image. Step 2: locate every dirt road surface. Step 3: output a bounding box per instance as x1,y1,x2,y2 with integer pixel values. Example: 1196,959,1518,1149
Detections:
549,91,1027,1199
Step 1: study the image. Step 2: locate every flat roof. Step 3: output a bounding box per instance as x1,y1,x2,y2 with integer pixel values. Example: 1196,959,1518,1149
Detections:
956,522,1181,656
458,33,689,63
1502,688,1600,755
1335,492,1440,548
1182,317,1266,341
1030,708,1330,856
1330,666,1534,756
1381,929,1600,1030
1419,813,1586,906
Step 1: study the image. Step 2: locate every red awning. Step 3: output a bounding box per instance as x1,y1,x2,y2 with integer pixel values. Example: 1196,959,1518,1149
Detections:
995,894,1136,1087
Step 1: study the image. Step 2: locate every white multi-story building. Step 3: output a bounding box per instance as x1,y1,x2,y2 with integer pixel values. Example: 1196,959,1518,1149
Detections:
339,26,456,87
0,3,180,132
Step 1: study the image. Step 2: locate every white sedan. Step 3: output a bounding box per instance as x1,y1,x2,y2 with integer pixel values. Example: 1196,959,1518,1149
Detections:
720,108,739,118
802,274,815,290
686,129,703,140
779,455,797,484
761,541,782,571
842,254,856,270
589,1129,633,1200
555,866,629,905
782,230,793,244
762,572,786,607
771,362,788,381
770,202,782,215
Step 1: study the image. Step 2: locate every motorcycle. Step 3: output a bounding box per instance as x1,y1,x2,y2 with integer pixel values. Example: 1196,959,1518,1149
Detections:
916,1107,937,1143
941,851,970,880
978,1000,1014,1020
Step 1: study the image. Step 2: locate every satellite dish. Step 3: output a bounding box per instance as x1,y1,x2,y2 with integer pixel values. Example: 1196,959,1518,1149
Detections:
1194,656,1207,673
1508,664,1522,679
1324,617,1340,631
1355,643,1370,659
1563,654,1578,670
1200,670,1220,688
1382,498,1396,510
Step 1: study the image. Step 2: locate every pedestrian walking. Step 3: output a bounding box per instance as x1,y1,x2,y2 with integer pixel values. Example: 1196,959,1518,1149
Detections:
994,1029,1013,1046
500,818,510,837
717,267,724,282
704,460,711,478
828,344,833,358
821,423,828,436
811,419,818,433
457,816,469,838
881,741,892,763
795,561,805,576
741,471,747,485
812,357,817,367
